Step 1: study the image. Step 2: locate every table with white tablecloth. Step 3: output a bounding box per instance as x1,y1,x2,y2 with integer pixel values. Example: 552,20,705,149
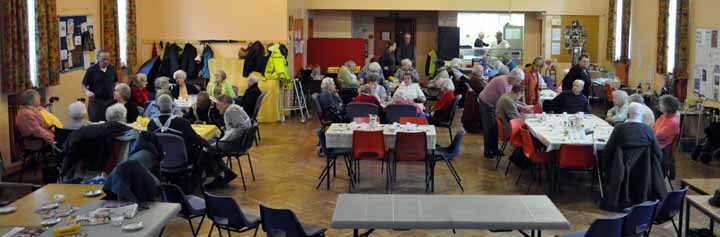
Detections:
325,123,437,150
174,95,197,110
524,113,614,152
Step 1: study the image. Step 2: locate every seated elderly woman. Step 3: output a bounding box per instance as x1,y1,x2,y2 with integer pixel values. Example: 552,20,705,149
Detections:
64,101,90,129
391,90,424,116
606,90,630,125
429,78,456,125
354,84,383,111
144,89,183,119
113,83,139,123
653,95,681,179
150,76,171,99
359,61,386,87
363,74,387,102
394,59,420,83
207,70,236,98
393,73,426,103
338,60,359,89
547,79,590,114
237,73,262,118
629,93,655,126
130,74,149,107
171,70,200,99
15,89,55,148
147,94,208,163
184,91,222,125
463,65,488,133
318,77,347,123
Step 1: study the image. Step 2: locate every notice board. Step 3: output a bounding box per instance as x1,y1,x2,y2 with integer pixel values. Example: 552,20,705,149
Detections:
58,15,96,72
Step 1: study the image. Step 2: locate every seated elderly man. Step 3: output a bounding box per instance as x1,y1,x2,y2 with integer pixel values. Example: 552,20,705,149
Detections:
184,91,222,126
496,85,525,137
606,90,630,125
547,79,590,114
359,61,386,87
237,73,262,118
15,89,54,149
629,94,655,126
147,94,209,162
394,59,420,83
144,89,183,119
338,60,359,89
64,101,89,129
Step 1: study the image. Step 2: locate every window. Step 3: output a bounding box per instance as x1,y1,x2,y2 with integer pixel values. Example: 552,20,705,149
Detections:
456,13,524,47
667,0,678,73
117,0,128,67
27,0,38,86
613,0,624,60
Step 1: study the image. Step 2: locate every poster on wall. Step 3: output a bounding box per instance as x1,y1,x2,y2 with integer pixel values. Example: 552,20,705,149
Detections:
694,28,720,101
58,15,95,72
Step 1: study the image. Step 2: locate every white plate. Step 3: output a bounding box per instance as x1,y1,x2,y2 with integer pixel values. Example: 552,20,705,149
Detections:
0,206,16,214
38,203,59,210
84,189,103,197
41,217,61,226
122,221,143,231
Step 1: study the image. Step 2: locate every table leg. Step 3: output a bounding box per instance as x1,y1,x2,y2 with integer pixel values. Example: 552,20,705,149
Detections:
685,199,691,237
679,194,684,237
354,229,359,237
537,230,542,237
710,219,714,232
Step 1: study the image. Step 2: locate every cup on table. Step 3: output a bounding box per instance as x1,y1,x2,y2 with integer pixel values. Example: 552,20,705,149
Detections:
111,216,125,227
53,194,65,203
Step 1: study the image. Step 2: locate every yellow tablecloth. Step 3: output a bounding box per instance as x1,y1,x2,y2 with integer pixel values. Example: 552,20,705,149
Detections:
133,117,221,140
208,58,281,123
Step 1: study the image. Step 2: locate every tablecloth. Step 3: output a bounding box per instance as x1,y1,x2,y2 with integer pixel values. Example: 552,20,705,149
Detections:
325,123,437,149
131,118,221,140
208,58,281,123
524,114,614,152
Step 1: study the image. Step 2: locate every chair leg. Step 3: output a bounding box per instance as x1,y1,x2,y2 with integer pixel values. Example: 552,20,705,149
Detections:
208,224,215,237
238,159,247,191
160,226,165,236
226,156,233,171
495,141,508,169
246,153,256,181
194,215,206,237
504,153,513,177
448,128,454,144
667,175,675,190
445,160,464,192
255,125,261,146
188,218,196,237
253,226,259,237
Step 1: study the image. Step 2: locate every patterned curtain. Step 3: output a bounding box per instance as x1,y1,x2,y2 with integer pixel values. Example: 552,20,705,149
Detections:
673,0,690,101
620,0,632,60
1,0,30,94
656,0,669,74
606,0,617,61
101,0,120,70
126,0,137,71
35,0,59,88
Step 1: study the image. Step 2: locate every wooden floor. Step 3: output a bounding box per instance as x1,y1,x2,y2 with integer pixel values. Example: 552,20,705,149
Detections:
151,111,720,237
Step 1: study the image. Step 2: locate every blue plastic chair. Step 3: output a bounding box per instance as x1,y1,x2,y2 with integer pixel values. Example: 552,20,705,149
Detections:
345,102,378,120
653,187,689,236
156,133,193,192
557,213,627,237
204,191,260,236
159,184,205,237
623,200,660,237
315,128,351,190
385,104,418,123
215,127,257,191
433,129,465,192
260,205,327,237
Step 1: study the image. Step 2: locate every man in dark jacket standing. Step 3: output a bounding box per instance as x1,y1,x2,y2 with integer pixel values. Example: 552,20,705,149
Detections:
561,54,591,96
395,32,416,65
238,74,262,118
82,50,118,122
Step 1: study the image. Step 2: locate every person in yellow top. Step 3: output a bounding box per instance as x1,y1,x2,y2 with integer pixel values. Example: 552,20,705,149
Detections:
206,70,236,98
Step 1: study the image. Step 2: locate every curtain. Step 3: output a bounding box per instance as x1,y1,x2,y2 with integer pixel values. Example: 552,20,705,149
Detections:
656,0,669,74
126,0,137,71
620,0,632,60
101,0,120,71
35,0,59,88
673,0,690,101
606,0,616,61
1,0,30,94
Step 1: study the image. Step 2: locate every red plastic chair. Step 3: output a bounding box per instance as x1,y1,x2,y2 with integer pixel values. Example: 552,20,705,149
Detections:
391,132,429,192
353,117,370,123
557,144,603,198
605,84,614,105
519,127,551,194
503,118,526,176
399,117,428,125
350,130,387,192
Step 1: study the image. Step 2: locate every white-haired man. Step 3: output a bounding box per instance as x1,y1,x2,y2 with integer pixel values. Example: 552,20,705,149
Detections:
478,68,525,158
547,79,590,114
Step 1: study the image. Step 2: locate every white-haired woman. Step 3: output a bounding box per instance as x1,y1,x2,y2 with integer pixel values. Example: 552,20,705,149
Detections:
606,90,630,125
394,59,420,83
393,73,426,103
105,103,128,123
359,61,386,87
65,101,90,129
237,73,263,118
113,83,139,123
429,78,456,125
171,70,199,99
338,60,359,89
207,70,236,98
130,74,149,106
318,77,347,123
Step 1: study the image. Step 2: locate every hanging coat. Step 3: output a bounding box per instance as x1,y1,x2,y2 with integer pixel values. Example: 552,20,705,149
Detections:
180,43,199,79
200,45,214,80
242,41,268,77
425,49,438,78
264,44,290,85
161,43,181,78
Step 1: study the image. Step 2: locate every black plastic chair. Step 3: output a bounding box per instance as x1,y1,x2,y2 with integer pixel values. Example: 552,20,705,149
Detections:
433,94,462,144
557,213,627,237
204,191,260,236
311,93,332,130
622,200,660,237
260,205,327,237
215,127,257,191
653,187,688,236
252,92,267,146
159,184,206,237
156,133,194,193
345,102,378,120
315,128,351,190
433,129,465,192
385,104,418,123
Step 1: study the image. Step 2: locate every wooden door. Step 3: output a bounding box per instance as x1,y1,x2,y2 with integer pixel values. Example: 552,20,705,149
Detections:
373,17,395,60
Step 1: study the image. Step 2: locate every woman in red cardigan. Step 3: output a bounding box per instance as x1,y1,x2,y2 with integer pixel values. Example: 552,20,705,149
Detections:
652,95,681,179
430,78,456,124
353,84,383,110
130,74,150,107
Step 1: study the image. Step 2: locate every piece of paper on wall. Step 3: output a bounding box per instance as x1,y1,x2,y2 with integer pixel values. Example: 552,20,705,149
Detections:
551,42,561,55
381,32,390,41
67,37,74,50
81,23,88,33
74,36,82,46
551,17,562,26
67,56,73,68
67,19,74,34
59,21,67,37
551,28,561,41
506,29,521,40
83,52,92,69
60,49,68,60
86,17,93,26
